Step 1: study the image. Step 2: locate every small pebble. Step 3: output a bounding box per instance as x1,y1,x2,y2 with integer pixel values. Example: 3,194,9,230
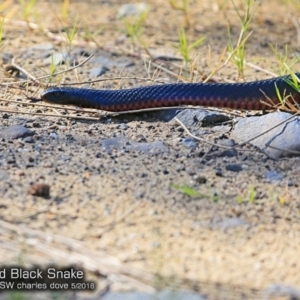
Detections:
28,183,50,198
265,170,283,183
0,171,8,181
181,138,197,150
193,175,207,184
16,170,25,176
218,138,236,147
117,3,148,18
89,66,109,78
118,123,129,130
225,164,243,172
24,136,34,143
32,122,41,128
215,169,223,177
50,133,58,139
6,157,15,164
218,149,238,158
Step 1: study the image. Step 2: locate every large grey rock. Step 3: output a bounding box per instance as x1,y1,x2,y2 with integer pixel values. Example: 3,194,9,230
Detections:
263,284,300,299
231,112,300,158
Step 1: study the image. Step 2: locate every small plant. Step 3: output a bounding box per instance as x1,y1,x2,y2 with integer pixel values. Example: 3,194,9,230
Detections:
269,188,286,205
227,0,259,78
0,19,4,48
236,185,257,204
208,187,220,202
270,44,300,75
82,25,105,47
19,0,37,22
177,27,205,66
61,0,70,20
48,54,58,82
288,0,300,11
169,0,190,28
278,196,286,206
284,72,300,92
123,9,151,57
274,83,290,107
277,73,300,111
64,15,80,54
0,0,12,15
65,17,79,45
0,19,4,67
172,184,199,197
8,291,27,300
236,194,244,204
247,185,256,204
0,0,18,20
268,45,300,109
44,54,64,85
272,79,300,111
172,183,220,201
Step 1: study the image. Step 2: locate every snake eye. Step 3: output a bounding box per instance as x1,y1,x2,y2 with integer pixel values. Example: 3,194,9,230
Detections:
53,91,62,98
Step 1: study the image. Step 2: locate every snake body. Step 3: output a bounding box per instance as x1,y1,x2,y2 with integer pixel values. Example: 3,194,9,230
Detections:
40,74,300,112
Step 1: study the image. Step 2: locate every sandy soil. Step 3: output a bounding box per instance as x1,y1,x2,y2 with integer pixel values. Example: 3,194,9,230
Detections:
1,0,300,299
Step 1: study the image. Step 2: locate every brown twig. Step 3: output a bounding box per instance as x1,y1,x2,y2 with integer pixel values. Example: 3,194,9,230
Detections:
0,54,94,87
174,116,251,150
11,57,43,86
0,108,102,121
0,96,101,113
61,76,167,86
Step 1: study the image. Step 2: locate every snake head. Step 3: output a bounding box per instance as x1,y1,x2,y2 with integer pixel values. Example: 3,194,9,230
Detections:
40,87,70,104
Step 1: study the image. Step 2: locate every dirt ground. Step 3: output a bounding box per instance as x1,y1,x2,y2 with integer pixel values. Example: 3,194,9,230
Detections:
1,0,300,299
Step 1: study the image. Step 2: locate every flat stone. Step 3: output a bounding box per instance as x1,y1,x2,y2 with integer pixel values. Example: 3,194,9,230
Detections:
231,112,300,158
89,66,110,78
216,139,238,157
2,52,13,64
0,171,8,181
181,138,197,150
91,55,133,68
117,3,149,18
43,51,75,66
225,163,243,172
265,170,284,183
218,149,238,157
0,125,34,140
24,136,35,143
102,136,168,154
28,43,54,51
211,217,248,229
174,109,231,127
